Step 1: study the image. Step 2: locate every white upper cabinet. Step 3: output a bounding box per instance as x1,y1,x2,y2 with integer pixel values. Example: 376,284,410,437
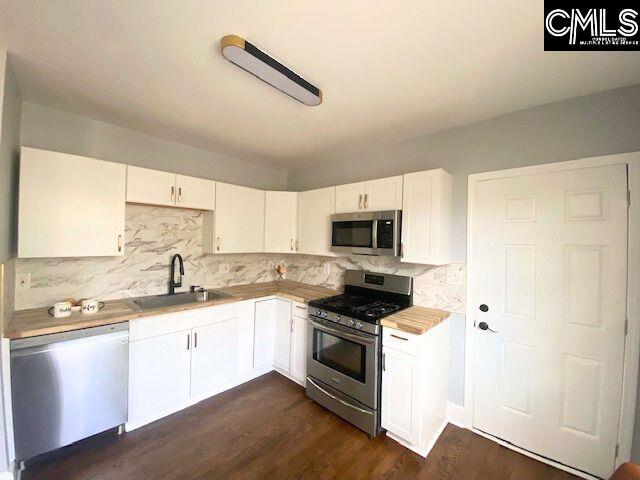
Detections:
175,174,215,210
401,169,453,265
126,166,215,210
365,176,403,211
297,186,335,256
335,182,365,213
210,182,265,254
126,166,176,207
18,147,126,258
264,191,298,253
335,176,403,213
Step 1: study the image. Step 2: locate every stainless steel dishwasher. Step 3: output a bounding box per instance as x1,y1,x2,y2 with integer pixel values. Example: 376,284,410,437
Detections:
11,323,129,461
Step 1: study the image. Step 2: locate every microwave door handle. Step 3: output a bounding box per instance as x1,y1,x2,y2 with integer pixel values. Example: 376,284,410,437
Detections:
372,220,378,249
308,319,376,345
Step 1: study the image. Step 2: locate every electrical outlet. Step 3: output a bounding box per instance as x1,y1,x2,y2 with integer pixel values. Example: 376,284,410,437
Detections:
323,263,331,275
17,273,31,289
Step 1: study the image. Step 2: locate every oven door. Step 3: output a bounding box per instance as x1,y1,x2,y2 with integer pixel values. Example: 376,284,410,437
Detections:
306,316,379,408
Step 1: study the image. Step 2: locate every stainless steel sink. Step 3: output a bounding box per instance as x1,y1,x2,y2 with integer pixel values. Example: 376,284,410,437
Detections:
128,289,229,311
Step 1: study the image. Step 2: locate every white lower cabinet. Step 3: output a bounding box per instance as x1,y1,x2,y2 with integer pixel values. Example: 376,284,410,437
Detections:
129,329,191,424
274,299,292,371
290,313,307,384
253,299,276,370
273,300,308,386
381,321,450,457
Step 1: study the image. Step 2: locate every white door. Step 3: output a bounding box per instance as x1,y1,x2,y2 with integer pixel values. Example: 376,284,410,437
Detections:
129,330,191,423
381,347,420,445
126,165,176,207
335,182,365,213
290,313,308,384
364,176,403,211
254,299,276,369
264,191,298,253
298,187,335,255
175,174,215,210
473,164,628,479
215,182,265,253
273,299,292,371
18,147,126,258
190,318,240,398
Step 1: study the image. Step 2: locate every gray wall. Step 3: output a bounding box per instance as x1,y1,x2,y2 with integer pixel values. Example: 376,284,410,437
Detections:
20,103,288,191
287,84,640,263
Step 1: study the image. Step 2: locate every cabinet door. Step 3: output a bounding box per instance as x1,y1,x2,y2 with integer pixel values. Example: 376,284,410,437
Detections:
290,313,308,384
401,169,452,265
191,318,240,398
381,347,420,445
215,182,265,253
175,174,215,210
274,299,292,371
18,147,126,258
365,176,403,211
129,330,191,423
335,182,365,213
254,299,276,369
126,165,176,207
297,187,335,256
264,191,298,253
236,300,256,378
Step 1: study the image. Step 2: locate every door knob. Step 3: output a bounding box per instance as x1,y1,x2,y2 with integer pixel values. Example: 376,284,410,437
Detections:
478,321,498,333
479,304,489,312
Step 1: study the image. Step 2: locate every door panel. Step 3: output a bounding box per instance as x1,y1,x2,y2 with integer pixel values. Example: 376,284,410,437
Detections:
126,165,176,207
473,164,627,478
254,299,275,369
175,174,215,210
381,347,419,445
365,176,403,211
274,299,292,371
291,314,307,383
335,182,365,213
215,182,265,253
265,191,298,253
298,187,336,255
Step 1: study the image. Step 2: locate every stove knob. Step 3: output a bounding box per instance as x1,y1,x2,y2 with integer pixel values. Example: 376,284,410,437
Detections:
349,319,356,326
316,310,322,316
356,322,363,330
335,315,341,321
322,311,328,318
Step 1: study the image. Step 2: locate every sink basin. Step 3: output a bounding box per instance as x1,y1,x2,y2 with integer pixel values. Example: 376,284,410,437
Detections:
128,290,229,311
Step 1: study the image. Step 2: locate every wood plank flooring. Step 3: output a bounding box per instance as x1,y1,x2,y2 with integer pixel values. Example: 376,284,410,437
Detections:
24,372,578,480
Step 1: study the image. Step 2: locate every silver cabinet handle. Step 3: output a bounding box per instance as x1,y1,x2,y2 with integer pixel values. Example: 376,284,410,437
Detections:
290,238,294,251
117,234,123,252
194,332,198,348
364,193,369,209
390,334,409,341
382,352,386,371
291,319,294,333
186,333,190,350
307,377,373,415
358,194,363,209
171,186,175,203
216,237,221,252
178,187,182,203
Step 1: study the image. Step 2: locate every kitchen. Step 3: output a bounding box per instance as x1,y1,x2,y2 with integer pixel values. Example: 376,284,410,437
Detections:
0,2,640,480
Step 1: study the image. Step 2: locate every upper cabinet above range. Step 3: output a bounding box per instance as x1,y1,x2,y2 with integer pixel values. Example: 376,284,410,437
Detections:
126,166,215,210
18,147,126,258
335,175,403,213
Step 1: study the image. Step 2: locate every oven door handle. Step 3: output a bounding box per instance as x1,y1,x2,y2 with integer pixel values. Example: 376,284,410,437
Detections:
308,319,376,345
307,377,373,415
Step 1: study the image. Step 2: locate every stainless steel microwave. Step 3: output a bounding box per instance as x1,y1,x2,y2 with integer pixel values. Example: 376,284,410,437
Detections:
330,210,401,256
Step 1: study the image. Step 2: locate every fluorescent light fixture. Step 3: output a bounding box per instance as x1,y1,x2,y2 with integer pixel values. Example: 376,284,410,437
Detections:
220,35,322,106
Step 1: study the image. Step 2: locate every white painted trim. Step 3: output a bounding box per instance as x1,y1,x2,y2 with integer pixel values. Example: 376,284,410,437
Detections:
0,471,13,480
386,420,448,458
464,152,640,473
472,428,598,480
446,401,466,428
273,367,306,388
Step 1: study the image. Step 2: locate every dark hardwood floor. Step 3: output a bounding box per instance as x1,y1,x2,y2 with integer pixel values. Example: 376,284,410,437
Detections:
24,372,578,480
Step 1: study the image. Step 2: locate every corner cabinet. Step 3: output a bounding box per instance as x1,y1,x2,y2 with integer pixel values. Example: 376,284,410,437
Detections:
264,191,298,253
204,182,265,254
126,166,215,210
18,147,126,258
401,169,453,265
381,322,449,457
297,187,335,256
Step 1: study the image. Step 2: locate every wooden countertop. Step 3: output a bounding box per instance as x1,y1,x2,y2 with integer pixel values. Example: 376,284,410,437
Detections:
381,306,450,335
7,280,340,339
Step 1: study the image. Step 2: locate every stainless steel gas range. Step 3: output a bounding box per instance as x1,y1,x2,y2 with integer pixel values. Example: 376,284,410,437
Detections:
306,270,412,437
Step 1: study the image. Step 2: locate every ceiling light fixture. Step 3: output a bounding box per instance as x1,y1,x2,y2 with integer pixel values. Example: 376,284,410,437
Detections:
220,35,322,106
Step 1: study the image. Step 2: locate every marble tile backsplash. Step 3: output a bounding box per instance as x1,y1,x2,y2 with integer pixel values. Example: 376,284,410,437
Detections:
15,205,465,312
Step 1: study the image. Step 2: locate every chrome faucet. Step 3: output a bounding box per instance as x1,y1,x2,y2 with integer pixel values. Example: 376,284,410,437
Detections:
169,254,184,295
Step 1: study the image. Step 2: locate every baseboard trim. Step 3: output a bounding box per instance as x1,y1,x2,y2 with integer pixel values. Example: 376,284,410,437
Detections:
446,401,466,428
0,470,13,480
386,420,448,458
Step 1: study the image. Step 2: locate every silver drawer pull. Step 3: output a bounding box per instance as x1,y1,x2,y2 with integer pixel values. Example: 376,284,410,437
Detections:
390,334,409,341
307,377,372,415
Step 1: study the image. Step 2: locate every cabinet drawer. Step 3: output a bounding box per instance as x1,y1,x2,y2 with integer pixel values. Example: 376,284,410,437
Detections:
382,328,421,356
292,302,308,319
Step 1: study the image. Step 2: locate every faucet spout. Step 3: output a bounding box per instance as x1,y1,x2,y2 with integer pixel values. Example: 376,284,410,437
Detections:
169,254,184,295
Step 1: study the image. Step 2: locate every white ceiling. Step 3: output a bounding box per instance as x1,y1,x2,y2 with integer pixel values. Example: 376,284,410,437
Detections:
1,1,639,168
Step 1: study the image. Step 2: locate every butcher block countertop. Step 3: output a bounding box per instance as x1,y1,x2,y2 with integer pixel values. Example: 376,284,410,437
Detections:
381,306,450,335
7,280,339,339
